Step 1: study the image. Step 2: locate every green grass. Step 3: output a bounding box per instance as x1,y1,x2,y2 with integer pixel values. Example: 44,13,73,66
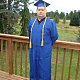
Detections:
57,19,80,42
58,29,77,42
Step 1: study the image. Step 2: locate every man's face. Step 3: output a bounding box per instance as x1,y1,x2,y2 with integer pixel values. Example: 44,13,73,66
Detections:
37,7,45,17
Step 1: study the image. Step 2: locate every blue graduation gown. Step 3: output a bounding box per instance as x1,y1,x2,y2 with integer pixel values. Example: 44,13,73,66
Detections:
28,17,58,80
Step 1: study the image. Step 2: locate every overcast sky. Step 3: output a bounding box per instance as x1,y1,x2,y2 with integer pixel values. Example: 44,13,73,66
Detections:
29,0,80,13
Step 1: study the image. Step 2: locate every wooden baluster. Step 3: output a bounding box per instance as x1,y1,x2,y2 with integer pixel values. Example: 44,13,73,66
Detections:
61,48,66,80
75,50,80,80
8,38,13,74
68,49,73,80
6,40,9,72
54,47,59,80
14,42,17,75
25,44,28,77
20,43,22,76
1,40,4,71
12,41,14,73
0,39,1,51
0,39,1,70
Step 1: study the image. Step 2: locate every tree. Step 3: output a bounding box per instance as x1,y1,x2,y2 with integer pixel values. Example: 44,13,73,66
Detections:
70,10,80,26
59,12,65,19
18,0,31,36
54,10,59,17
0,0,31,35
63,17,66,24
69,11,74,19
20,6,30,36
0,0,6,33
77,10,80,19
47,11,54,19
54,15,59,23
0,0,19,34
66,13,70,20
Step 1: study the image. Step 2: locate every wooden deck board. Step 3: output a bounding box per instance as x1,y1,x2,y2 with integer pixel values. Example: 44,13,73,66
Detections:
0,71,29,80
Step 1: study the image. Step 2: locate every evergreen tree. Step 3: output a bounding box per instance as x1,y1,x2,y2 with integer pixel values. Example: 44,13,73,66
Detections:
20,6,30,36
19,0,31,36
77,10,80,19
47,11,54,19
0,0,6,33
70,10,80,26
66,13,69,20
59,12,65,19
54,15,59,23
0,0,18,34
63,17,66,24
69,11,74,19
0,0,31,35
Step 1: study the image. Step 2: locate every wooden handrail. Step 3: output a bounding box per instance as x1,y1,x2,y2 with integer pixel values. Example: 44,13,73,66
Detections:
0,33,80,50
54,40,80,50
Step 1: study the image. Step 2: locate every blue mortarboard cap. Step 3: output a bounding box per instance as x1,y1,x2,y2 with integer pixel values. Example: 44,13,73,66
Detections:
34,0,50,7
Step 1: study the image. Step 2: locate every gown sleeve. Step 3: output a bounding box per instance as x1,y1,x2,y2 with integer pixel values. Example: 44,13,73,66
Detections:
50,20,58,45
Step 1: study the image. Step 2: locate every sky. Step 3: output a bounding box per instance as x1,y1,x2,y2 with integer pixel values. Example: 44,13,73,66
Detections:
29,0,80,13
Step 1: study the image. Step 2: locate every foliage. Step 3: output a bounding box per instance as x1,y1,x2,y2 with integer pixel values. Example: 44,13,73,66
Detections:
0,0,19,34
70,10,80,26
66,13,69,20
63,17,66,24
18,0,31,36
59,12,65,19
0,0,6,33
0,0,31,35
12,0,31,36
54,15,59,23
20,8,30,36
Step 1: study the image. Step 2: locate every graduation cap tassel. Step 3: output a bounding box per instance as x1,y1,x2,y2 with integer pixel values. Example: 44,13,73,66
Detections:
29,18,37,48
29,30,32,48
41,2,46,46
29,39,32,48
41,18,47,46
44,2,46,17
41,39,44,46
41,28,44,46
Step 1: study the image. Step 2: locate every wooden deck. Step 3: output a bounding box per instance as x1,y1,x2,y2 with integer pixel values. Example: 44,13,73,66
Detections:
0,33,80,80
0,71,29,80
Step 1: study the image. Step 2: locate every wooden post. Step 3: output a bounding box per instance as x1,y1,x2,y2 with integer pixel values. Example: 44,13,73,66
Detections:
0,39,1,51
7,38,13,74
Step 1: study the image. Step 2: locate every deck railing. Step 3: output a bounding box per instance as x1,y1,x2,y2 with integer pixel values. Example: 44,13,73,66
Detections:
0,33,29,78
0,33,80,80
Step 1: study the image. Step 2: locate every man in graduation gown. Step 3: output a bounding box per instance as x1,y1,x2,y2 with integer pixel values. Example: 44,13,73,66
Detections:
28,0,58,80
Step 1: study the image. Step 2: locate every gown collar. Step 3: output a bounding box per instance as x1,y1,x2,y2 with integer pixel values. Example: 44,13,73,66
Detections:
37,17,46,24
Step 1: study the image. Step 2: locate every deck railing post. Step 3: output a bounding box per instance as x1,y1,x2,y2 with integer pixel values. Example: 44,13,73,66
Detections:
7,38,13,74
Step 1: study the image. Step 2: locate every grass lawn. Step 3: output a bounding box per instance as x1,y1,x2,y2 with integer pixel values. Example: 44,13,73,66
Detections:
57,19,80,42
